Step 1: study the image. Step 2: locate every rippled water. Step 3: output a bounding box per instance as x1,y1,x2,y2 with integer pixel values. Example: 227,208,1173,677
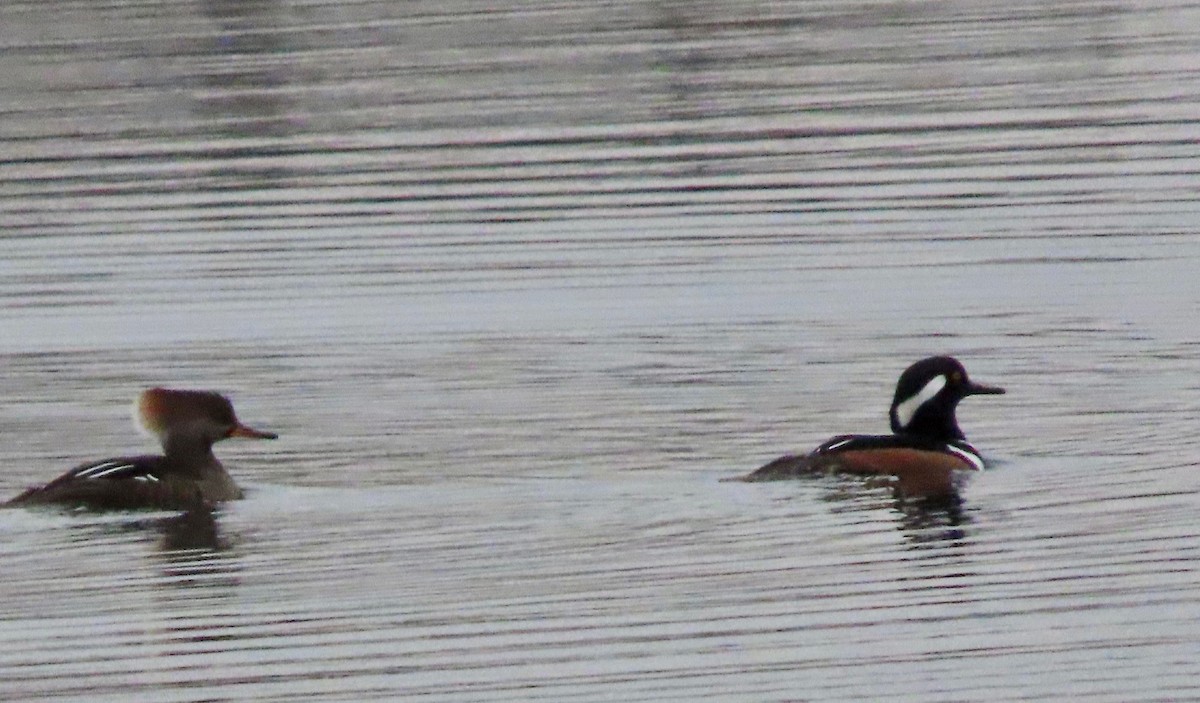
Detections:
3,0,1200,700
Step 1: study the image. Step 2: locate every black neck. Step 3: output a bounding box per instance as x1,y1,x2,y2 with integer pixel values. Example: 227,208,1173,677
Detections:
891,403,965,442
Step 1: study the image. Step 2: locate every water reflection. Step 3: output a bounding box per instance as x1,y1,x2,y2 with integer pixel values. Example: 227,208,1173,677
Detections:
93,509,239,590
149,511,244,642
195,0,300,197
155,508,227,554
815,474,972,544
895,500,970,546
198,0,295,140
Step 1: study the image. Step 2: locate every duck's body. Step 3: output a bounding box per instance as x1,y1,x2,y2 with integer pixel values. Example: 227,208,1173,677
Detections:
8,388,276,511
741,356,1003,496
9,453,244,511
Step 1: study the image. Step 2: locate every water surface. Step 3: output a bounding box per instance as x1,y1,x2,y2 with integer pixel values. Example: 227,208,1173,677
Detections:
2,1,1200,700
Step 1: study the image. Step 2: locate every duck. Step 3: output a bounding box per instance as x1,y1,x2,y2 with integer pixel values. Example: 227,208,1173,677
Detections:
7,387,277,510
739,356,1004,497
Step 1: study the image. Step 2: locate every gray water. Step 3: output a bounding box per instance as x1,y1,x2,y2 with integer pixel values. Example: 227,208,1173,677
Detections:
2,1,1200,700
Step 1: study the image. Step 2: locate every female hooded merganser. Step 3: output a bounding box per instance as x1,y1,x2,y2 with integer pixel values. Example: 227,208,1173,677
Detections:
740,356,1004,496
7,388,277,511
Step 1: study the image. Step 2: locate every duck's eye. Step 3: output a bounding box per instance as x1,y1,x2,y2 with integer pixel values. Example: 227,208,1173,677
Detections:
951,371,963,384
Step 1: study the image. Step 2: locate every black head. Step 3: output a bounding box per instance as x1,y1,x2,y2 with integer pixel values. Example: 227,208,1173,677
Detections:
887,356,1004,441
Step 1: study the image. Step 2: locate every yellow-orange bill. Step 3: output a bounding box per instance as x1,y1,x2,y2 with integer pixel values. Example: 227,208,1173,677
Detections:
229,423,278,440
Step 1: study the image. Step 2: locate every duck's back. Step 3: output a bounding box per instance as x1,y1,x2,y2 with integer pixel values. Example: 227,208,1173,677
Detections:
6,455,239,511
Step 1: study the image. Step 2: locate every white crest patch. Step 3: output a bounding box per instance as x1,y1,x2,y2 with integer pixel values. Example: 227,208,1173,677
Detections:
132,397,148,436
132,395,163,441
894,374,947,429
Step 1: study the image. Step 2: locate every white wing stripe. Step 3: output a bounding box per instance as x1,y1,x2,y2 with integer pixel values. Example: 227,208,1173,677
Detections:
78,462,137,479
823,438,854,452
88,464,137,479
74,461,124,478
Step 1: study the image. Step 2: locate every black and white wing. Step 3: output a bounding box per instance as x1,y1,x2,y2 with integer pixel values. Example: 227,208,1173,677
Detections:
64,457,165,484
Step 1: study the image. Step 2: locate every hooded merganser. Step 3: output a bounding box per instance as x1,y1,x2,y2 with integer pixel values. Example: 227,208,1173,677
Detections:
740,356,1004,495
7,388,277,511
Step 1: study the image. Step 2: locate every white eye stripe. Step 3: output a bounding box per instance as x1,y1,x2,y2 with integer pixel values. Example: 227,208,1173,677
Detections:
894,374,947,429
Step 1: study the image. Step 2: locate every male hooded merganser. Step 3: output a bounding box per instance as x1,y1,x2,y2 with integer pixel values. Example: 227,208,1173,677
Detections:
7,388,277,511
740,356,1004,496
